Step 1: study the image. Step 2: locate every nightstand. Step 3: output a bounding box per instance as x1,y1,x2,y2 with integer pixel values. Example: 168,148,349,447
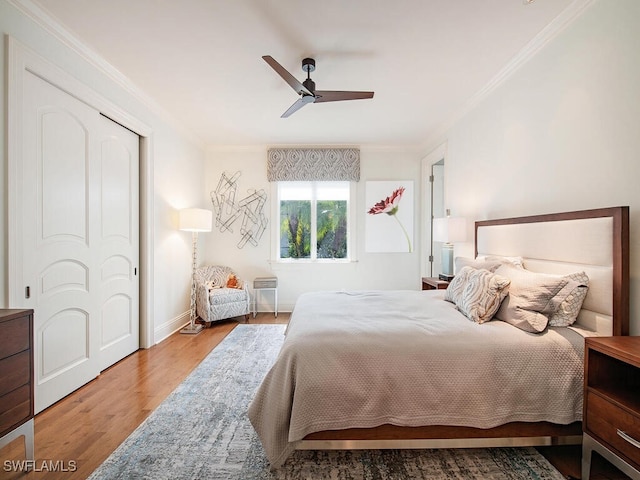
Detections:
0,309,34,468
252,277,278,318
582,336,640,480
421,277,449,291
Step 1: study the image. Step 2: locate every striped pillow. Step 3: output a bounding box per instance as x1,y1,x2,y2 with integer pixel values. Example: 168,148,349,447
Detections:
452,267,511,323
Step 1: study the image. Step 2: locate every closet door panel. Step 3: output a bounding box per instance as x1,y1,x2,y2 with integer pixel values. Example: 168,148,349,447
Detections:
98,115,140,370
23,71,100,413
20,73,140,412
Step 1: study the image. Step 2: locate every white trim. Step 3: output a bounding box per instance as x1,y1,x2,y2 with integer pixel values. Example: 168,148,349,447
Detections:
421,0,595,152
139,136,155,348
7,35,25,307
7,36,155,349
153,311,191,345
420,143,447,278
6,0,204,149
348,180,358,263
270,182,279,262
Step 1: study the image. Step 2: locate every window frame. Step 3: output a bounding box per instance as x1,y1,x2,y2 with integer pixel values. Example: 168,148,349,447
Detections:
271,181,357,263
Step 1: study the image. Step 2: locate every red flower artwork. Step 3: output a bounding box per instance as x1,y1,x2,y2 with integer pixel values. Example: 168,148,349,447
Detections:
367,186,412,252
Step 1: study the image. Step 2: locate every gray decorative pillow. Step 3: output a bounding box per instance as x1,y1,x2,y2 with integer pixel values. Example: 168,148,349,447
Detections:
494,265,580,333
454,268,511,324
454,257,502,273
548,272,589,327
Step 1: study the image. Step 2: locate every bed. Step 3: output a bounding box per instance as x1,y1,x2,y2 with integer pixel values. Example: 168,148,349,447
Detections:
248,207,629,468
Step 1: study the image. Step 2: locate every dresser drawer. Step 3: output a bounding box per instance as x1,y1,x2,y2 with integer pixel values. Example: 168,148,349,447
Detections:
586,391,640,468
0,316,30,359
0,384,31,436
0,350,30,396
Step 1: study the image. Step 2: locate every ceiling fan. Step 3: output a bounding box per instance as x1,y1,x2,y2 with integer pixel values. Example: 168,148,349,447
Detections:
262,55,374,118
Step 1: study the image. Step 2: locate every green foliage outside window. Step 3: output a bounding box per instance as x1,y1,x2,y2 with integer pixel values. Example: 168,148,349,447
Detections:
280,200,311,258
317,200,347,258
280,200,347,259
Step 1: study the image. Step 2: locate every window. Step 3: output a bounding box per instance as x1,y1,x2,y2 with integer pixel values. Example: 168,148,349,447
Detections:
277,181,351,261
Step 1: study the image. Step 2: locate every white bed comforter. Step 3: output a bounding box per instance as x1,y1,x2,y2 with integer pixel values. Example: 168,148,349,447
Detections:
247,290,584,467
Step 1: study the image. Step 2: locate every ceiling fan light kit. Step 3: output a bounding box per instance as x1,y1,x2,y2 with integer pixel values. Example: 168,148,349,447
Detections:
263,55,374,118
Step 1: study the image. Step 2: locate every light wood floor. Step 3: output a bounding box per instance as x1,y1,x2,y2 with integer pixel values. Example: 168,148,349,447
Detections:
0,312,629,479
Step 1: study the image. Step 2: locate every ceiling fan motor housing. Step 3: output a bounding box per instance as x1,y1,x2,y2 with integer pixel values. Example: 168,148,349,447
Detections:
302,58,316,93
302,57,316,73
302,78,316,94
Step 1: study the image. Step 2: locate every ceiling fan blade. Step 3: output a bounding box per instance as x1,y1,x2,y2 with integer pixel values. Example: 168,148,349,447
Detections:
263,55,312,96
314,90,374,103
281,96,314,118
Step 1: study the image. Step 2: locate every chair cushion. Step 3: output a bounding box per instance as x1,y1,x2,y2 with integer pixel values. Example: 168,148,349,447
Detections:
209,288,248,305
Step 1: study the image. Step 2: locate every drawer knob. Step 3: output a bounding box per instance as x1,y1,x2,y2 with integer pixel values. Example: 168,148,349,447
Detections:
617,429,640,449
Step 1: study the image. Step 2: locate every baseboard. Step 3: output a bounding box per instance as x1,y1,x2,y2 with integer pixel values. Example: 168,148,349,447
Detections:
154,311,190,344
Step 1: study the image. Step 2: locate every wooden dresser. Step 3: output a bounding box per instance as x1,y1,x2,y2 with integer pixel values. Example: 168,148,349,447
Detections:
0,309,34,464
582,336,640,480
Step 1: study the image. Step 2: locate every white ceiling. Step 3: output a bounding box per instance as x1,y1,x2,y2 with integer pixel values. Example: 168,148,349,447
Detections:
28,0,577,147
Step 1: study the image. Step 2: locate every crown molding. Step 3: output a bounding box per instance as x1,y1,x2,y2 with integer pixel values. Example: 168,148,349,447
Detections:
421,0,595,154
206,144,424,154
7,0,205,149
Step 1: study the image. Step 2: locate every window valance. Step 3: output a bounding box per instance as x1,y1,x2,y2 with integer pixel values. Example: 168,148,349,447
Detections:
267,148,360,182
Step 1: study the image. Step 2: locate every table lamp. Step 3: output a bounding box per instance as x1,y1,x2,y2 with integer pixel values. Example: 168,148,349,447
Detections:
433,216,466,278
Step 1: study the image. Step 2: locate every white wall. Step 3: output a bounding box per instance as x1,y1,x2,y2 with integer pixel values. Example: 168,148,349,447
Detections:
4,0,634,339
151,130,208,342
0,0,207,343
435,0,640,334
204,147,422,312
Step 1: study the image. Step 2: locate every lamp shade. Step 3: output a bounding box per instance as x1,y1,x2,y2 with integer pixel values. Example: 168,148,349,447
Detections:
179,208,212,232
433,217,466,243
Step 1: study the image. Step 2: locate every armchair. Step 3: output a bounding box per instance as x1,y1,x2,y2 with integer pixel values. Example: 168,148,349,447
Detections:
195,266,250,326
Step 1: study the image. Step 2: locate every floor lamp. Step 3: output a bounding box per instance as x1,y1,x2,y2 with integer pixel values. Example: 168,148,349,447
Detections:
433,216,466,279
179,208,212,335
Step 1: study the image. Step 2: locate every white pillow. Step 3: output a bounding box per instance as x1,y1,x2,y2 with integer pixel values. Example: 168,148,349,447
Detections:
476,255,525,269
454,257,502,273
494,265,580,333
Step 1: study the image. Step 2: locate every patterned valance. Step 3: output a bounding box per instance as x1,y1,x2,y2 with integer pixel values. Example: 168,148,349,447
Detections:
267,148,360,182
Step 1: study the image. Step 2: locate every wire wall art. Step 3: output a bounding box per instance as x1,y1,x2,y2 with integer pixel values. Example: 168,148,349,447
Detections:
211,171,268,248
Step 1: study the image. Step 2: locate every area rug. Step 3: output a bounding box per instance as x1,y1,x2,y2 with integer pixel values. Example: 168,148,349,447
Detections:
89,324,566,480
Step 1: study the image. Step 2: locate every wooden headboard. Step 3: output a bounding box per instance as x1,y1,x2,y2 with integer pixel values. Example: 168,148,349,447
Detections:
474,207,629,336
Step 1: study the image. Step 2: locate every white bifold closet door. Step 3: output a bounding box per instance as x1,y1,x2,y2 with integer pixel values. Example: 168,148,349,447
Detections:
21,71,139,413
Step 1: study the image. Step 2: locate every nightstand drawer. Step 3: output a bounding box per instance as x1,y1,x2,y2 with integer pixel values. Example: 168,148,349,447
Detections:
0,316,30,359
0,350,30,395
586,391,640,467
0,384,31,435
